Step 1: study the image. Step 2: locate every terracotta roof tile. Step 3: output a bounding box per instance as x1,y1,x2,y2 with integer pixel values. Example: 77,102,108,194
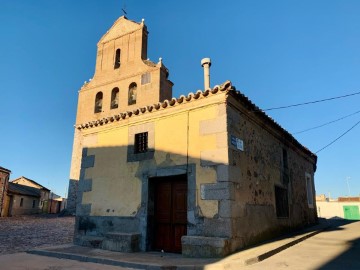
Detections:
76,80,316,159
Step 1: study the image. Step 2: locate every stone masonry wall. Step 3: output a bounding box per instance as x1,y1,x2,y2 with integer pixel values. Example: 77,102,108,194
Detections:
226,95,317,250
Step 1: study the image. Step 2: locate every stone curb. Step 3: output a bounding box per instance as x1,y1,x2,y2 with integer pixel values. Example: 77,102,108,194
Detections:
244,229,326,265
27,249,205,270
27,222,331,270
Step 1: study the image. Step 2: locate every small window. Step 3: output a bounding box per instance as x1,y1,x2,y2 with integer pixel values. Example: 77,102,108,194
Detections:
111,87,119,109
20,198,24,207
94,92,103,113
141,73,151,85
134,132,148,154
114,49,120,69
32,200,36,208
128,83,137,105
275,186,289,218
305,173,314,208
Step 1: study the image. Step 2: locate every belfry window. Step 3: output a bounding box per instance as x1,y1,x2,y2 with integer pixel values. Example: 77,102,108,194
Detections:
111,87,119,109
114,49,121,69
94,92,103,113
128,82,137,105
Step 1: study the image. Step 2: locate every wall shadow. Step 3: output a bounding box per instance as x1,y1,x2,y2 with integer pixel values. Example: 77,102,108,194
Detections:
69,144,320,260
316,220,360,269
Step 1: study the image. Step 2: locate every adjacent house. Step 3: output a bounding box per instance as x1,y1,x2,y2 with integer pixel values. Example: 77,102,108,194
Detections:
12,176,51,212
48,192,67,214
68,16,317,257
6,182,41,216
0,166,11,217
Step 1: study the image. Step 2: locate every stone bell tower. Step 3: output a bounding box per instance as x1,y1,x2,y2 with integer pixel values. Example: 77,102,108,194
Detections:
75,16,173,126
67,16,173,213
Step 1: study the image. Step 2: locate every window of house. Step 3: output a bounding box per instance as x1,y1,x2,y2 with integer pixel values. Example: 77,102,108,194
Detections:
114,49,121,69
32,200,36,208
111,87,119,109
128,83,137,105
275,186,289,218
94,92,103,113
141,73,151,85
305,173,314,208
20,198,24,207
134,132,148,154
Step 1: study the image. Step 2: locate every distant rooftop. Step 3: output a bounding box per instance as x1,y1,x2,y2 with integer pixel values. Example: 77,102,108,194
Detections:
11,176,50,191
8,182,41,197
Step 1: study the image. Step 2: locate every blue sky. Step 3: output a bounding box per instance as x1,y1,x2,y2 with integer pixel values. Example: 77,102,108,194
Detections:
0,1,359,199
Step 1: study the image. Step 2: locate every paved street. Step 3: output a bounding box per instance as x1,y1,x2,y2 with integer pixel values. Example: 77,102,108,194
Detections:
0,216,359,269
0,214,131,270
0,214,75,254
0,253,131,270
246,220,360,270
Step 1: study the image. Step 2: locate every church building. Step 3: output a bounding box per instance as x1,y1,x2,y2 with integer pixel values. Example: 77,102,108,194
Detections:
68,16,317,257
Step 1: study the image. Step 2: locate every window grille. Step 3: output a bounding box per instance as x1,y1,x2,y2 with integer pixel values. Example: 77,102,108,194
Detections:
134,132,148,153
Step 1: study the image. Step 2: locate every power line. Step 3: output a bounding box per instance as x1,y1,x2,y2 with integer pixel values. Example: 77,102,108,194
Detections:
262,91,360,111
294,109,360,134
315,119,360,154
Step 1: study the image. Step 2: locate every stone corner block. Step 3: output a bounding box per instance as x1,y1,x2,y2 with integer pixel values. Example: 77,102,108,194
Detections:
181,236,231,258
81,155,95,169
76,203,91,216
200,182,235,200
216,165,229,182
79,178,92,192
102,232,141,252
199,114,227,136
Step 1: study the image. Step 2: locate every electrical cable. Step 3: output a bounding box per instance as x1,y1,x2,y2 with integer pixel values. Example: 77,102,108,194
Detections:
315,119,360,154
294,109,360,134
261,91,360,111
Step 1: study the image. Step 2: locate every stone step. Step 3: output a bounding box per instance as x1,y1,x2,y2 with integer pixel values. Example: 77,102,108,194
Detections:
102,232,140,252
75,235,104,248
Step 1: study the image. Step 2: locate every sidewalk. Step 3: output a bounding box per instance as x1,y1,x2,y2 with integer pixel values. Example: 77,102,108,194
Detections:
28,219,334,270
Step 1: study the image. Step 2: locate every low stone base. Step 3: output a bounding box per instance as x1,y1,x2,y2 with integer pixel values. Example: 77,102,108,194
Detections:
75,236,104,248
102,232,140,252
182,236,231,258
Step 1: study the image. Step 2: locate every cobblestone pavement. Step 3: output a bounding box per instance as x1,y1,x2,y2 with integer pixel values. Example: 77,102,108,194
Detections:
0,214,75,254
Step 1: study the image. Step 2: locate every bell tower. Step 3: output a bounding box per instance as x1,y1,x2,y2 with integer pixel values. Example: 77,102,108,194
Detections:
75,16,173,125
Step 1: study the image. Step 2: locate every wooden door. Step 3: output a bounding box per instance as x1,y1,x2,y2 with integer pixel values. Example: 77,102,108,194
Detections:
154,175,187,253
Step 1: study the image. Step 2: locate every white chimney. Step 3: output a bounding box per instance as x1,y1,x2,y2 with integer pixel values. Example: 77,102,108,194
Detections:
201,58,211,90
